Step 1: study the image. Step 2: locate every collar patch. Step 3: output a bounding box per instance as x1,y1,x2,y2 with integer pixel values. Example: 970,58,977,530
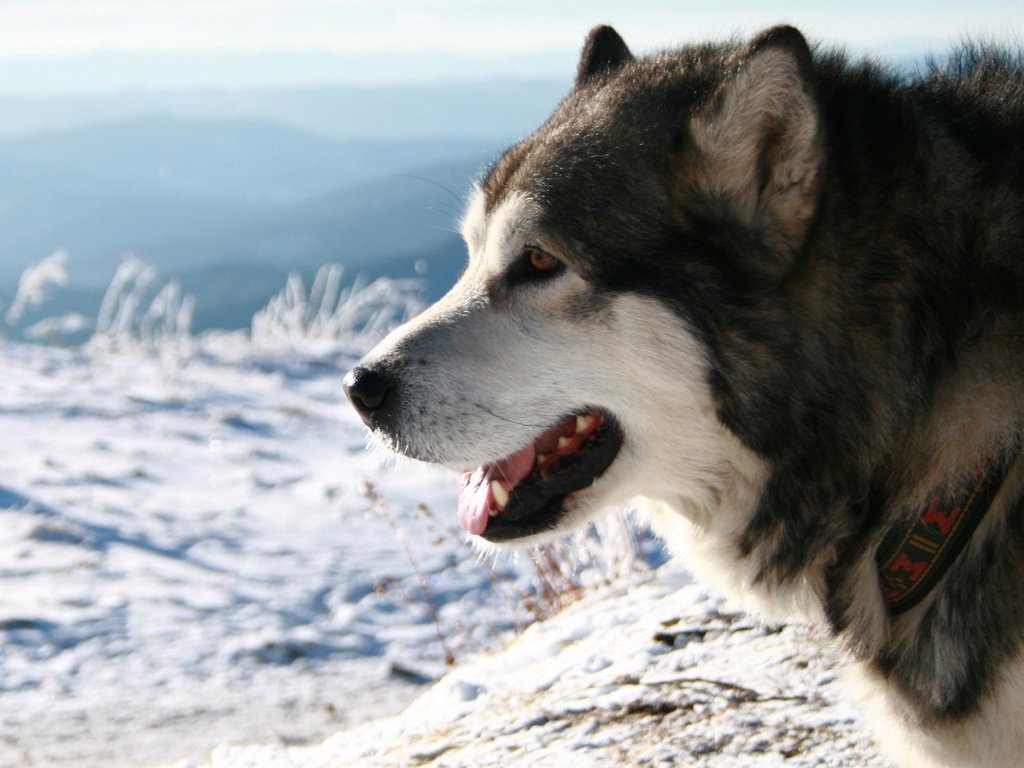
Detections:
876,445,1020,615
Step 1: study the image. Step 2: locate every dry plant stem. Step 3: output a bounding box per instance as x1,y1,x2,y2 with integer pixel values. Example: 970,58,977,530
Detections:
635,676,809,704
366,484,456,667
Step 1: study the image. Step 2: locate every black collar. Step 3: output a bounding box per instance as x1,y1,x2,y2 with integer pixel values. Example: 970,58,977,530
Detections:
876,443,1020,615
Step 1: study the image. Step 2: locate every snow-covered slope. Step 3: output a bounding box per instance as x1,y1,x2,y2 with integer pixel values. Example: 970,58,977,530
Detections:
207,571,889,767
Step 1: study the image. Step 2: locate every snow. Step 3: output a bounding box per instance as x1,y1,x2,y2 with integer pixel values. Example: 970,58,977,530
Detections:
0,330,887,768
204,572,889,767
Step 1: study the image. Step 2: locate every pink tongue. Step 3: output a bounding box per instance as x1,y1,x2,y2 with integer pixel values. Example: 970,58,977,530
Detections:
457,415,579,535
458,444,536,536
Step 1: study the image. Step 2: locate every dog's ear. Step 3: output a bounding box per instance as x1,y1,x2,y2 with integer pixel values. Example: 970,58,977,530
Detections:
690,26,822,257
576,25,633,88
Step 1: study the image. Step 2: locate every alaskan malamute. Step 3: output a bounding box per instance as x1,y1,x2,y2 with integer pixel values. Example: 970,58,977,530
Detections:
345,25,1024,767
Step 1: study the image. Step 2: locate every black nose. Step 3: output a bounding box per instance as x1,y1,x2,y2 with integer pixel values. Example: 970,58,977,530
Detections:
343,366,390,428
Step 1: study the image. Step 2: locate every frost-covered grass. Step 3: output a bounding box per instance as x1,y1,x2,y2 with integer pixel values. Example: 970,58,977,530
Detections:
5,249,70,326
4,252,195,348
3,252,425,355
250,265,424,354
90,256,195,351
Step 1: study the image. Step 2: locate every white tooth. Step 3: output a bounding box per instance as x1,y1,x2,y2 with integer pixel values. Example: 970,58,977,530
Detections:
490,481,509,509
557,436,573,450
535,453,548,466
576,414,596,433
489,506,501,517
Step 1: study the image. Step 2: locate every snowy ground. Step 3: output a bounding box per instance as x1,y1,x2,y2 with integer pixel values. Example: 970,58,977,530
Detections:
207,572,889,768
0,333,887,768
0,334,608,768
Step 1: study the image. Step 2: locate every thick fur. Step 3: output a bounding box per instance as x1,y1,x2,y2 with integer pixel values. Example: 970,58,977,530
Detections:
351,25,1024,768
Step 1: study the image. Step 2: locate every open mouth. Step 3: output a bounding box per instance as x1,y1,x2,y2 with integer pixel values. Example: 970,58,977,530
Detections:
458,409,623,543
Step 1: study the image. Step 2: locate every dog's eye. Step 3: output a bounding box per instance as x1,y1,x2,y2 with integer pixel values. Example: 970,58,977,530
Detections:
527,248,558,273
509,246,565,286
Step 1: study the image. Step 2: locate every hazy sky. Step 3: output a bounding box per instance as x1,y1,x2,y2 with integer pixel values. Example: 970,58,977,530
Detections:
0,1,1021,90
3,0,1023,56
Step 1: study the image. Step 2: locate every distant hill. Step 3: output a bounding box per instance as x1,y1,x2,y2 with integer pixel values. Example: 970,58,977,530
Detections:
0,80,567,336
218,156,485,270
0,79,569,142
132,156,485,330
0,116,496,288
0,150,256,285
0,115,497,208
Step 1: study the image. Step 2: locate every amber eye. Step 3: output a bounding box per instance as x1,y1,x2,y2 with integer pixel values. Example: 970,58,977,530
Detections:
526,247,559,273
508,245,565,287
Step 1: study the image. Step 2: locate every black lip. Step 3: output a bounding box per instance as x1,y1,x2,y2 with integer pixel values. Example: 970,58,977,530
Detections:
480,411,624,543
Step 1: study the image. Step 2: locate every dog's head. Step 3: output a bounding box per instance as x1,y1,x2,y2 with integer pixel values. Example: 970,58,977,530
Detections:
345,25,822,547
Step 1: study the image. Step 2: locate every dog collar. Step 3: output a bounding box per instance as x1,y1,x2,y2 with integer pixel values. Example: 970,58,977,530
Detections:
876,444,1020,615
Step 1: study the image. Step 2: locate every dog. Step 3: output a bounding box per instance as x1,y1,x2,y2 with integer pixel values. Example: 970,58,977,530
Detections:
344,24,1024,767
